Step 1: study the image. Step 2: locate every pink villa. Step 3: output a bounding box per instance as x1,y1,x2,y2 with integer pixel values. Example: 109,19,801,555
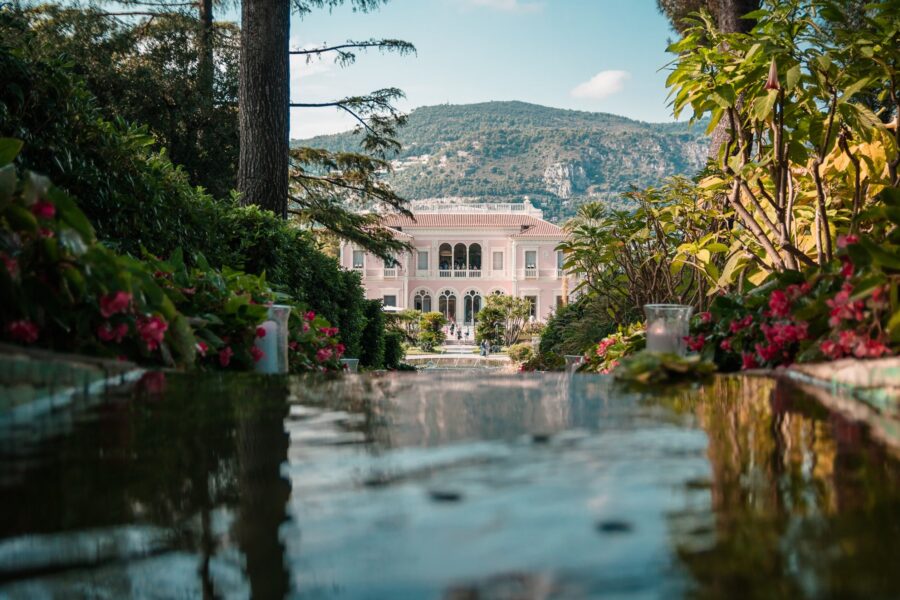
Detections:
339,201,569,325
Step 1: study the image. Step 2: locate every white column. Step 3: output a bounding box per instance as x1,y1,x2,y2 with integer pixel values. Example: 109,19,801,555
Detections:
511,240,518,297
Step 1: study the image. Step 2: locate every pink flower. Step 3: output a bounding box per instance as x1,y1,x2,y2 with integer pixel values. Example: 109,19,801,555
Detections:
729,314,753,334
99,291,132,318
97,322,128,343
755,342,781,363
785,283,811,300
741,352,759,370
256,326,267,338
305,311,316,322
854,338,890,359
335,343,346,357
765,57,780,91
685,334,706,352
219,346,234,367
820,339,843,359
250,346,265,363
319,327,339,337
837,234,859,249
196,341,209,357
136,315,168,351
30,200,56,220
7,319,39,344
768,289,791,318
302,322,310,333
720,338,732,351
595,337,615,357
180,287,196,296
698,312,712,323
1,253,19,279
826,284,865,326
38,227,54,238
316,347,333,363
289,341,299,351
840,257,854,279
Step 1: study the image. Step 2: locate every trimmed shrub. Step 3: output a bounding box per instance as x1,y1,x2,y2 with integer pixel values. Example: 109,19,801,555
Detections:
417,312,447,351
383,331,405,369
507,343,534,363
359,299,386,368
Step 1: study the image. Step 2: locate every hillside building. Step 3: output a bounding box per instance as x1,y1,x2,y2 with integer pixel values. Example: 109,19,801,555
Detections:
339,201,570,324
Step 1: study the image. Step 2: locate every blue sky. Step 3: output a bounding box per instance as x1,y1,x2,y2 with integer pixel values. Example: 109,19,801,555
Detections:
288,0,679,139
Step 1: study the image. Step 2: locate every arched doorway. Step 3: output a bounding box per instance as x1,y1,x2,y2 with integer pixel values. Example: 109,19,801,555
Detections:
438,244,452,271
463,290,482,325
453,243,467,271
468,243,482,270
438,289,457,322
414,289,432,312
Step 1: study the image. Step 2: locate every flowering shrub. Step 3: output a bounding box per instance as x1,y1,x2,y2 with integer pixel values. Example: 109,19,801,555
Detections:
0,142,344,373
688,213,899,370
581,324,646,374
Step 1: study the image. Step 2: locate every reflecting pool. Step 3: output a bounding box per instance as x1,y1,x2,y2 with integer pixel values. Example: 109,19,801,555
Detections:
1,372,899,598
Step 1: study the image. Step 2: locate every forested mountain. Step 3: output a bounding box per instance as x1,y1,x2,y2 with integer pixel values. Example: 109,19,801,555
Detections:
293,101,709,221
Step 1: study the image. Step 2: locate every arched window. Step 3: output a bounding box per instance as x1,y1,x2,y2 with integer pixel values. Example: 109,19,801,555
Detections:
468,243,482,270
453,243,467,271
438,289,457,321
414,290,432,312
438,243,452,271
463,290,482,325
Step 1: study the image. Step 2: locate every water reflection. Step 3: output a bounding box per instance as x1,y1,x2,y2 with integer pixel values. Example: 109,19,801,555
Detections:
0,372,898,598
0,374,292,598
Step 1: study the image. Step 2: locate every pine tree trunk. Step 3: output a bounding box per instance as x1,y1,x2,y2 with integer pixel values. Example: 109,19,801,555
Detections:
707,0,759,159
198,0,214,105
238,0,290,218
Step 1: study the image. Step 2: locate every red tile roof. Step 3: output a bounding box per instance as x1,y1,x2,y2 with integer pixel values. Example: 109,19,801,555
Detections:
380,213,564,237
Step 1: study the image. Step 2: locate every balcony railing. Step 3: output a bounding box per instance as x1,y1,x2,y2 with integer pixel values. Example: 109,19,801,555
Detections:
468,270,481,278
436,268,483,278
383,267,398,279
524,267,538,279
557,268,564,279
439,269,452,278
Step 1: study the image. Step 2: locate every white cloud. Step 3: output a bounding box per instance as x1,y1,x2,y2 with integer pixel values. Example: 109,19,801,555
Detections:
462,0,542,13
571,70,631,101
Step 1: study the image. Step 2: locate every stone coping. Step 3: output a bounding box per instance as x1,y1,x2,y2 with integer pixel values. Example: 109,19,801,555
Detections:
782,358,900,457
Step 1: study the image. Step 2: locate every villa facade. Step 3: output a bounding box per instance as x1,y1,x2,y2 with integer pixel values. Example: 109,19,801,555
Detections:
338,202,569,325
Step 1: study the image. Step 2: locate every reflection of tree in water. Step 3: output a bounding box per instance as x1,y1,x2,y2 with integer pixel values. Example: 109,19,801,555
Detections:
659,376,900,598
0,374,292,597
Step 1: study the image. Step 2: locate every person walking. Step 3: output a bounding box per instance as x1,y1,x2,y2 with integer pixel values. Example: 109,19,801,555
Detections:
456,329,462,342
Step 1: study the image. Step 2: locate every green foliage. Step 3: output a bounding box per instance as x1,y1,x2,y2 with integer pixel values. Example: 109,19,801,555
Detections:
417,311,447,351
612,351,716,384
383,330,405,369
667,0,900,276
0,34,370,356
295,101,709,222
559,178,725,327
581,324,647,374
359,299,386,368
474,294,530,346
506,343,533,363
0,155,344,372
11,6,240,199
538,296,616,358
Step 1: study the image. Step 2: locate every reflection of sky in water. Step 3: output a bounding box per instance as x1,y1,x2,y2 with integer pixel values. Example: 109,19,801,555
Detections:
2,372,900,598
284,373,710,598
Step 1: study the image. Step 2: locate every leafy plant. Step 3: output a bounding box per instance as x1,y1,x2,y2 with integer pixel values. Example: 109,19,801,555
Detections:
506,343,534,363
417,311,447,352
0,141,344,372
474,294,531,347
